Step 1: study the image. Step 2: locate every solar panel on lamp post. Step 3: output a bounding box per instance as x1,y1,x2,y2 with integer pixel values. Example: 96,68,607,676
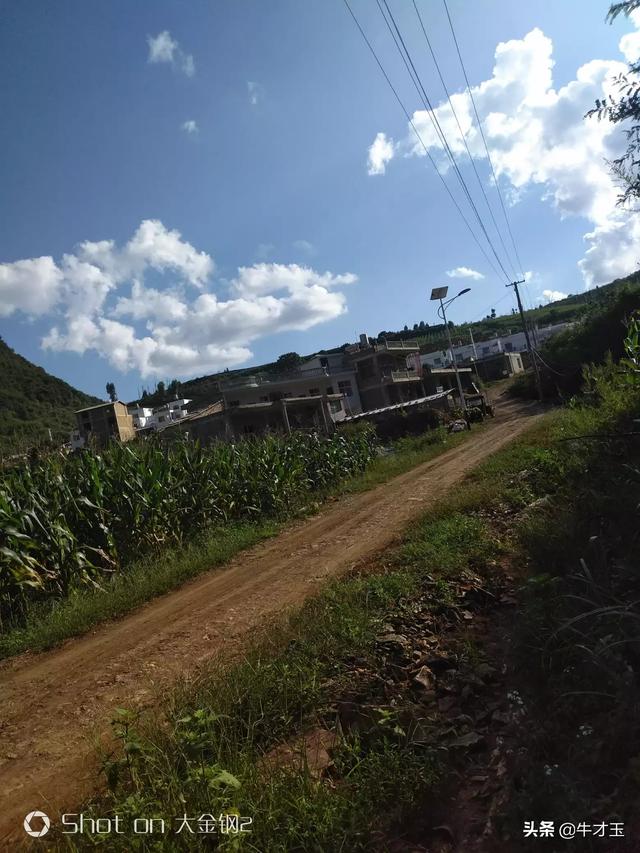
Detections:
430,287,471,411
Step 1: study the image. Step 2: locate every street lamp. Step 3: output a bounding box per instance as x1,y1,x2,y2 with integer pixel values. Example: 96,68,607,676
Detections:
430,286,471,411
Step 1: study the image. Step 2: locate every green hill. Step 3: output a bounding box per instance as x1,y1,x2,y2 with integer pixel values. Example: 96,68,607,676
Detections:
370,270,640,354
0,339,101,457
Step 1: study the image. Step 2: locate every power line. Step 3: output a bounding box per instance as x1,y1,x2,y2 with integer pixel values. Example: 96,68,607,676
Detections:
410,0,518,281
469,290,514,325
442,0,525,279
342,0,507,283
378,0,512,284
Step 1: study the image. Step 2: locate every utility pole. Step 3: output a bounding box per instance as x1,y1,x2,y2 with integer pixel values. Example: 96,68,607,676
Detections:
442,305,466,411
430,286,471,411
506,279,543,401
469,327,478,360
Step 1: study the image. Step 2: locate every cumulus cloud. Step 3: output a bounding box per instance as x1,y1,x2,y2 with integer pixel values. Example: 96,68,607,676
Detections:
370,20,640,287
542,289,569,303
181,119,198,135
147,31,195,77
620,9,640,62
367,132,395,175
446,266,485,280
2,221,357,378
0,257,62,317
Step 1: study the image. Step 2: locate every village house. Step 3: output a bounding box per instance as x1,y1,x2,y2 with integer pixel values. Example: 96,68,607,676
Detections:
127,399,192,431
421,322,571,370
346,335,425,411
73,401,136,449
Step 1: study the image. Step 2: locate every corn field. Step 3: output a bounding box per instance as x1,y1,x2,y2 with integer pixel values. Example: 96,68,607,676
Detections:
0,428,376,625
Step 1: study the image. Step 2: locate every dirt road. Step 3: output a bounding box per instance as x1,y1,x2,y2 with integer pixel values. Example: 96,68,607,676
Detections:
0,400,541,845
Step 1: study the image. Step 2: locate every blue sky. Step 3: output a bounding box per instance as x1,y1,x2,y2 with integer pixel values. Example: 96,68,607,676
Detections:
0,0,638,401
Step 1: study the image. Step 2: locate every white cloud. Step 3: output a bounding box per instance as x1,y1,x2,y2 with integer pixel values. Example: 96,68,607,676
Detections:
542,289,569,303
181,119,198,135
0,257,62,317
247,81,262,106
367,132,395,175
147,31,195,77
2,221,357,378
181,54,195,78
293,239,315,255
620,9,640,62
77,219,214,288
446,266,485,280
371,20,640,288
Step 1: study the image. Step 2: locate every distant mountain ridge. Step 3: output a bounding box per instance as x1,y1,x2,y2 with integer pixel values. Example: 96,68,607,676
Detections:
0,338,101,456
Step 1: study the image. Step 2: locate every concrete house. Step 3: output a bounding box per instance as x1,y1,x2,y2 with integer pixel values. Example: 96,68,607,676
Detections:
219,357,361,421
74,401,136,448
421,322,572,369
150,399,192,429
127,405,154,429
347,335,425,411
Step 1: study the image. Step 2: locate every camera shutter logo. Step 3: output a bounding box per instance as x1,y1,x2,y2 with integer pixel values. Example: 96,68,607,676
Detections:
24,811,50,838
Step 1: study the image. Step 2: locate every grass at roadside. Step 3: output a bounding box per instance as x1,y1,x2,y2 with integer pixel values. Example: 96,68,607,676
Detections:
0,522,278,660
0,425,475,661
330,425,475,497
66,373,640,851
54,415,557,851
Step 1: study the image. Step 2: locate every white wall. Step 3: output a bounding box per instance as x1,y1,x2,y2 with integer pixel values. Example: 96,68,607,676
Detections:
421,323,571,368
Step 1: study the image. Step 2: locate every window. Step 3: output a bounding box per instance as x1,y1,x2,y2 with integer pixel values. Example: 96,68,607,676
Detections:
434,358,442,366
326,385,334,394
158,415,165,423
505,342,514,352
482,346,490,355
308,387,320,396
320,357,328,368
338,380,353,397
329,400,342,413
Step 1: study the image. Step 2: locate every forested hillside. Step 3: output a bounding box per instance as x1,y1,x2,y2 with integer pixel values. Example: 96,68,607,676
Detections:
0,338,100,456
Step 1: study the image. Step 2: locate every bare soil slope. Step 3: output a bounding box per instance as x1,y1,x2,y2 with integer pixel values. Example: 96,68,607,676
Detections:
0,400,541,845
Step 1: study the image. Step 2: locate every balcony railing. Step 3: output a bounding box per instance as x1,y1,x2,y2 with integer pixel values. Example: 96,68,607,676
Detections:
377,340,420,351
220,365,352,390
384,370,422,383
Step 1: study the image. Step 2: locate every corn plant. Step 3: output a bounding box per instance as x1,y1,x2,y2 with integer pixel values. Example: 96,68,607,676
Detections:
0,426,377,625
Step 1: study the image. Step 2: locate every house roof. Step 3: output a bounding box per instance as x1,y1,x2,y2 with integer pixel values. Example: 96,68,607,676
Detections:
75,400,122,414
340,391,452,422
163,395,345,427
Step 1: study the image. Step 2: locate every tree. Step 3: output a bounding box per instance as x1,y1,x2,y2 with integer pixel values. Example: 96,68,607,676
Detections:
105,382,117,402
587,1,640,206
403,324,409,332
274,352,303,371
167,379,181,398
490,308,497,319
156,380,166,397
